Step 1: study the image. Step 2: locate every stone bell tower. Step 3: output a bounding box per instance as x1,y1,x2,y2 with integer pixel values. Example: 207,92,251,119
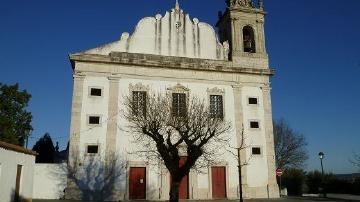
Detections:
217,0,268,68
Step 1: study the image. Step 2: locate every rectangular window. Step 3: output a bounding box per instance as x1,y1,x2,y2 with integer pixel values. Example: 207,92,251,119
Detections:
248,97,258,105
210,95,224,119
172,93,187,117
87,145,99,154
88,116,100,125
90,88,102,96
132,91,147,116
250,121,259,129
252,147,261,155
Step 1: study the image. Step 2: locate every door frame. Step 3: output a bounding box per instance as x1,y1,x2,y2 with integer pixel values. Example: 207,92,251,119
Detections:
126,161,149,200
209,163,229,199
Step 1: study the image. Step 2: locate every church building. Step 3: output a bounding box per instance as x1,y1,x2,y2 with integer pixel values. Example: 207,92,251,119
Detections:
66,0,279,200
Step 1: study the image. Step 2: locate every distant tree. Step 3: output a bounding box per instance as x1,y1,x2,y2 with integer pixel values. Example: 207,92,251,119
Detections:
32,133,55,163
274,119,308,169
282,168,306,196
350,152,360,171
124,93,231,202
0,83,32,146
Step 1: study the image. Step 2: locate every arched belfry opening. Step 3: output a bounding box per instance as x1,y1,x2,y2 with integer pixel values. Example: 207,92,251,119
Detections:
243,26,256,53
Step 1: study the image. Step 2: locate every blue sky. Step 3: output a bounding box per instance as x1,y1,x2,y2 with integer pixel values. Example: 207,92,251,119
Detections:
0,0,359,174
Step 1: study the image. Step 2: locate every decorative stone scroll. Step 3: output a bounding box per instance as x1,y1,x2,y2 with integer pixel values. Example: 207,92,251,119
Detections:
129,83,149,92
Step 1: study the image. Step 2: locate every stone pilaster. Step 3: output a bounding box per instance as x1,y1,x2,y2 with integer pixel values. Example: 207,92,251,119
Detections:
105,77,119,161
232,84,248,196
65,73,85,200
261,84,280,198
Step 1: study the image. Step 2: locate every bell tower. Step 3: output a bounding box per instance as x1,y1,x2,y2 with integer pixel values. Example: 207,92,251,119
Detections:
217,0,268,68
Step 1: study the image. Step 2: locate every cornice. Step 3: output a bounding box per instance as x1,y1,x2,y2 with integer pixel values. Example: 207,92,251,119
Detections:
69,52,275,76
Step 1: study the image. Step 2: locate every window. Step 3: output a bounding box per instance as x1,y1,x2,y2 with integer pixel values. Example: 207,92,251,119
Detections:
172,93,187,117
248,97,258,105
90,88,102,96
243,26,256,53
88,116,100,125
87,145,99,154
210,95,224,119
250,121,260,129
132,91,147,116
252,147,261,155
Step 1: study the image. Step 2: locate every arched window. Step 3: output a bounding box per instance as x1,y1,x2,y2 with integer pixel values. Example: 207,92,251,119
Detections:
243,26,256,53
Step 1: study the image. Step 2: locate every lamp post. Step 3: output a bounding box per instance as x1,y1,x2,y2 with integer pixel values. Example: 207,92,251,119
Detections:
318,152,326,197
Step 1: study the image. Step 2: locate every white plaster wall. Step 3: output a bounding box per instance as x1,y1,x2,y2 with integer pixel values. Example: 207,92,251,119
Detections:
79,76,110,161
241,86,269,187
33,163,67,199
78,75,270,199
0,148,35,202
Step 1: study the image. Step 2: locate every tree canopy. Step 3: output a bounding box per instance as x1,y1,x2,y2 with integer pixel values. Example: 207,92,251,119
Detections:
32,133,55,163
0,83,32,146
274,119,308,169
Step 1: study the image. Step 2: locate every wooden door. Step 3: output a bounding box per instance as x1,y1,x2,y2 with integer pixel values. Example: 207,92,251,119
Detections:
170,157,189,199
211,166,226,199
129,167,146,199
14,165,22,202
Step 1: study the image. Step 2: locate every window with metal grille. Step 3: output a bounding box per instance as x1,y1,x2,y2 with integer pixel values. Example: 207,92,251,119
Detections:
132,91,147,116
90,88,102,96
250,121,259,129
248,97,258,105
172,93,187,117
88,116,100,125
87,145,99,154
210,95,224,119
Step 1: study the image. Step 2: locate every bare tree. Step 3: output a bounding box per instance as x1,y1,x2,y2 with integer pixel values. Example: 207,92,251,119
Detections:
350,152,360,170
65,153,127,201
124,93,231,202
274,119,308,169
226,127,250,202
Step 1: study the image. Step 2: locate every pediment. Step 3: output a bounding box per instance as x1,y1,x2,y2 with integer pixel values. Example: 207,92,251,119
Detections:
78,4,229,61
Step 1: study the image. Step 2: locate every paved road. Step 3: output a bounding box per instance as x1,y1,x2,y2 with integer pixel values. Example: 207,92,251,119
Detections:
33,196,360,202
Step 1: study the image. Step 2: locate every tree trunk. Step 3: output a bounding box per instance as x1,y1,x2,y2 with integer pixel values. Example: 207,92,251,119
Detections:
169,180,181,202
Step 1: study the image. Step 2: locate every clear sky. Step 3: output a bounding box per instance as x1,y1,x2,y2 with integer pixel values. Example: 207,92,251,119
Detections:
0,0,359,174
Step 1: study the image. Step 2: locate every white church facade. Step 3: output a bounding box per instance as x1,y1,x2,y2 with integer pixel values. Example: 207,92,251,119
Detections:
66,0,279,200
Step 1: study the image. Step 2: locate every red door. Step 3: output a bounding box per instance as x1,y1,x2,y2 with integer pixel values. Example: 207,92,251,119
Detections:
212,167,226,199
170,157,189,199
129,167,146,199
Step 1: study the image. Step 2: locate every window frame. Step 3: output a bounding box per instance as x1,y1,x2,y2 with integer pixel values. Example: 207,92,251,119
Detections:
86,144,100,155
247,96,259,106
172,92,187,117
249,120,261,130
132,91,147,117
87,115,102,126
207,87,225,120
209,94,224,119
88,86,103,97
251,146,262,156
167,84,190,118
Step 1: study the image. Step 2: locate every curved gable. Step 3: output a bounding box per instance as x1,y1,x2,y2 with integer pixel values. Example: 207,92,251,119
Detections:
82,5,229,60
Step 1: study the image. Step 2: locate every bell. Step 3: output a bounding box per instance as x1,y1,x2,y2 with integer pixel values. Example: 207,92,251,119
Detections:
244,39,252,49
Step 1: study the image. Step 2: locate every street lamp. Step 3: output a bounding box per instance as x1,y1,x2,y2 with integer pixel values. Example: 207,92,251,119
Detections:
318,152,326,197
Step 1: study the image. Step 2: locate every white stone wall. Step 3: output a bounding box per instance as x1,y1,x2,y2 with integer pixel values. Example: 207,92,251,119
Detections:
74,75,270,200
33,163,67,199
0,148,35,202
